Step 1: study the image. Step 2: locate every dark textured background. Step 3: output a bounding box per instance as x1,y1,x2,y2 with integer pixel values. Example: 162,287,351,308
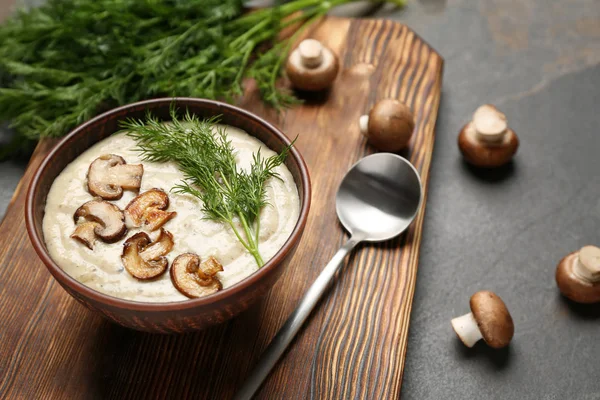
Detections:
1,1,599,399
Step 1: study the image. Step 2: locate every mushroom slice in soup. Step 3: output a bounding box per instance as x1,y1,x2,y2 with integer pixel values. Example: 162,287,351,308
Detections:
124,188,177,231
121,229,174,280
71,199,127,249
87,154,143,200
170,253,223,298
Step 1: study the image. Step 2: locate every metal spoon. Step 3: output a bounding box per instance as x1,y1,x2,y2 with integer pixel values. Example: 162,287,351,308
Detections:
235,153,423,399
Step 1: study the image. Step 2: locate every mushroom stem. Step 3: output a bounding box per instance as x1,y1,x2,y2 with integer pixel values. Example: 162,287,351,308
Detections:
573,246,600,283
472,104,508,143
475,127,506,143
359,115,369,136
451,312,483,348
298,39,323,68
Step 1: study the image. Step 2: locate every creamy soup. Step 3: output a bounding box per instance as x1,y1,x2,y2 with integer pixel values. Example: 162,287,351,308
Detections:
43,126,300,302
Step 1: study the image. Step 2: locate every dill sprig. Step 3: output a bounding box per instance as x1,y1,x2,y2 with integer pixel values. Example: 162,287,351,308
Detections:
0,0,405,158
121,107,292,267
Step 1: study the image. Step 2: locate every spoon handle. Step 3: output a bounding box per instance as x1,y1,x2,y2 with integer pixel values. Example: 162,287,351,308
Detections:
234,236,362,400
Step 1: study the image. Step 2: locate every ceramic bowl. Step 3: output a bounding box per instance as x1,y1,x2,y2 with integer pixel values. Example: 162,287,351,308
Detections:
25,98,311,333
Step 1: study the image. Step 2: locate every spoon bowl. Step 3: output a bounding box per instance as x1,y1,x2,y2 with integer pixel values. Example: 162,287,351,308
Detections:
336,153,422,241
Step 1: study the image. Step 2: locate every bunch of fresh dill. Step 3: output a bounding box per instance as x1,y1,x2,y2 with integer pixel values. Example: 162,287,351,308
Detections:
0,0,404,158
122,108,291,267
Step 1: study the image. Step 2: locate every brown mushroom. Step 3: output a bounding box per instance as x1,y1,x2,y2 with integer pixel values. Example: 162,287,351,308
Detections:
556,245,600,304
71,199,127,249
71,222,101,249
359,99,415,152
285,39,339,91
121,229,174,280
87,154,143,200
458,105,519,167
451,291,514,349
170,253,223,298
124,188,177,231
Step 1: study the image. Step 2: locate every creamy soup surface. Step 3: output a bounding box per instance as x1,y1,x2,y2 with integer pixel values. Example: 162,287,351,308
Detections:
43,126,300,302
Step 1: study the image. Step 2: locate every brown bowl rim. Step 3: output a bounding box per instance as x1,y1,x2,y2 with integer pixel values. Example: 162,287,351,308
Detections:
25,97,311,312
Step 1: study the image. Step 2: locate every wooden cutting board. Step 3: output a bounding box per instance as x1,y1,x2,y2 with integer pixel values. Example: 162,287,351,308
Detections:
0,16,442,399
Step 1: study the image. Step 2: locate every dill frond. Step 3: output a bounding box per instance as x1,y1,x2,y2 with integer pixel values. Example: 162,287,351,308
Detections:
121,107,293,267
0,0,404,157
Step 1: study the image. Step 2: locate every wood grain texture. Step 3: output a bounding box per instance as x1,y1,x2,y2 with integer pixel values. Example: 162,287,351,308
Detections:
0,17,442,399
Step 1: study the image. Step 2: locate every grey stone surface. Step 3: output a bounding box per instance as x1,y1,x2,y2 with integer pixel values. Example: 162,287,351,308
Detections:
383,1,600,399
0,1,599,398
402,65,600,400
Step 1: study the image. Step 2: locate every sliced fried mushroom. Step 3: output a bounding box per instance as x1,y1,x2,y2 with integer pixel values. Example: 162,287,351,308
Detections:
71,221,101,249
71,199,127,249
124,188,177,231
170,253,223,298
87,154,143,200
121,229,174,280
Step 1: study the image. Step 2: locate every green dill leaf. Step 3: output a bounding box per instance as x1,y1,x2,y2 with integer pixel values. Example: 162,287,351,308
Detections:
120,107,293,267
0,0,404,157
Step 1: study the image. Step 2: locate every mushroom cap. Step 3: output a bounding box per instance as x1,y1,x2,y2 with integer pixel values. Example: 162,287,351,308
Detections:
124,188,176,231
285,39,339,91
170,253,223,298
365,99,415,152
72,199,127,246
87,154,143,200
121,229,174,280
458,122,519,167
469,291,514,348
555,247,600,304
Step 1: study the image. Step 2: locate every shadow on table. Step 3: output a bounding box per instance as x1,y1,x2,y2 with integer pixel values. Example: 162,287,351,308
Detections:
560,296,600,320
293,87,333,107
460,159,517,183
453,335,514,371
